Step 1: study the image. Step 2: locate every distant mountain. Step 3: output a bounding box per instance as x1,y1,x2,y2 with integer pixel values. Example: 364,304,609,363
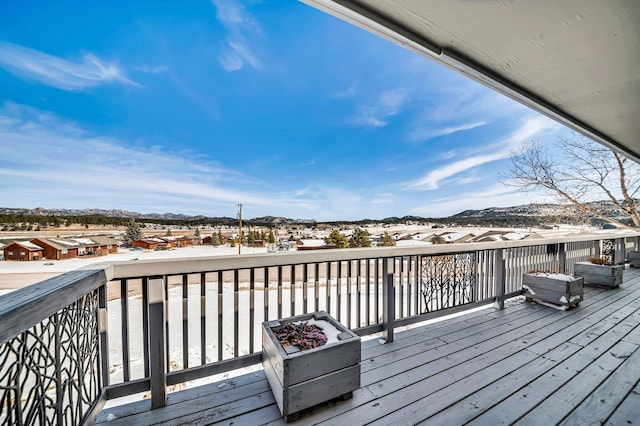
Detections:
451,201,632,224
0,199,635,226
0,207,198,220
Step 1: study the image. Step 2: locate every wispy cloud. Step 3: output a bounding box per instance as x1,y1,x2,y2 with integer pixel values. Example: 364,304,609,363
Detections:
0,41,138,90
350,89,407,128
212,0,262,72
408,120,487,142
0,103,313,215
330,81,358,98
410,184,556,217
405,116,560,190
134,64,168,74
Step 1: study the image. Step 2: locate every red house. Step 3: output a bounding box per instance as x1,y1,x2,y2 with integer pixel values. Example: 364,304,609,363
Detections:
2,241,45,261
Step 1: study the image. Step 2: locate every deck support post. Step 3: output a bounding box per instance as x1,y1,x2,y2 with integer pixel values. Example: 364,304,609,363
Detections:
148,276,167,409
494,248,505,310
382,257,395,343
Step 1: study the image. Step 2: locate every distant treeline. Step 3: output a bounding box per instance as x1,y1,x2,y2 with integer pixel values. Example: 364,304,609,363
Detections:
0,212,594,231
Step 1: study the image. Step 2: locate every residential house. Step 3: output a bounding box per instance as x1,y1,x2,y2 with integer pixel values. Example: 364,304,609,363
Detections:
31,238,81,260
3,241,45,261
131,238,169,251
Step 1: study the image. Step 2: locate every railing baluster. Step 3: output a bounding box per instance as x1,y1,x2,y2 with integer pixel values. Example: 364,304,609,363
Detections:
356,260,362,328
120,279,130,382
398,258,404,318
277,266,283,318
290,265,296,316
182,274,189,369
234,269,239,358
366,258,371,326
314,263,319,312
142,278,149,377
200,272,206,366
337,261,342,321
326,262,332,314
217,271,223,361
375,258,379,324
164,277,169,371
494,249,505,310
346,260,352,329
249,268,255,354
303,264,308,314
264,267,270,323
382,257,394,343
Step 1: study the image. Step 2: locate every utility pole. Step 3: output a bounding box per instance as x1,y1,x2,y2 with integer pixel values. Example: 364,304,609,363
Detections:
237,204,242,255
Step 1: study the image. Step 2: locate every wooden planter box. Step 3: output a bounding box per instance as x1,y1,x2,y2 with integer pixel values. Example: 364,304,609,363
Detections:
574,262,624,288
628,251,640,268
523,273,583,308
262,311,361,422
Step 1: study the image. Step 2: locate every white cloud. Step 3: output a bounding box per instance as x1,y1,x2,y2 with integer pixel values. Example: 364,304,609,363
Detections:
410,184,555,217
0,103,315,215
409,120,487,142
405,116,560,190
330,81,358,98
0,41,138,90
134,64,168,74
212,0,262,72
351,89,407,128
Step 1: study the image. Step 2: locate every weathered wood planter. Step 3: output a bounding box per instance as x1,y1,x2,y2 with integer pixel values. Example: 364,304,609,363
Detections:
628,251,640,268
262,311,361,422
574,262,624,288
523,273,583,308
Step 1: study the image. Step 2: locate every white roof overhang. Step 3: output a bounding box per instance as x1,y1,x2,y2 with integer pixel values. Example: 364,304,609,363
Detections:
303,0,640,161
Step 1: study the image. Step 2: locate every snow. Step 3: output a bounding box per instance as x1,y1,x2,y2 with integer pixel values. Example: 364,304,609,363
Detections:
51,239,79,246
0,245,269,274
527,272,578,282
19,241,44,250
295,318,341,345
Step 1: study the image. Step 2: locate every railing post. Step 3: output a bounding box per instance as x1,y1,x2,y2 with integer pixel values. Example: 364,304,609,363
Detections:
382,257,395,343
494,248,505,310
558,243,567,273
615,238,626,265
98,284,110,388
148,276,167,409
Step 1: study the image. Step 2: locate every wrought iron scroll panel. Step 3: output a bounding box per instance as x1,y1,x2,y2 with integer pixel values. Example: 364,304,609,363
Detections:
420,252,476,313
0,290,101,426
602,239,615,262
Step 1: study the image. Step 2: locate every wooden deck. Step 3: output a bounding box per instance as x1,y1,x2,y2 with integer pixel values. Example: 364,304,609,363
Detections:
97,268,640,425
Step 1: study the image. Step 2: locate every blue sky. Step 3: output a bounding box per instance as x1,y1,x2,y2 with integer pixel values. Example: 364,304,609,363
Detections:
0,1,566,221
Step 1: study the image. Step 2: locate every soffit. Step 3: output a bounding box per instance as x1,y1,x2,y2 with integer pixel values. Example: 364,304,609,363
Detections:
304,0,640,160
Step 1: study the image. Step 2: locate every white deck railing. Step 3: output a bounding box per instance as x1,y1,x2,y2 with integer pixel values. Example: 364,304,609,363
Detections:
0,232,638,424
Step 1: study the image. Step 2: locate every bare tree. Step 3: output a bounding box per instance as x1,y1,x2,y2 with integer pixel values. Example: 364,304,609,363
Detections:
501,133,640,228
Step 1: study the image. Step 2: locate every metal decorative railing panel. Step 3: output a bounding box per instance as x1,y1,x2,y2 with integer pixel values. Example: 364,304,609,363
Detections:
420,252,476,313
0,290,100,426
602,239,615,262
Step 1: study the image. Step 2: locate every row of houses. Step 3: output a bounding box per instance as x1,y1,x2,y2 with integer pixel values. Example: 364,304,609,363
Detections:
130,235,203,250
2,236,119,261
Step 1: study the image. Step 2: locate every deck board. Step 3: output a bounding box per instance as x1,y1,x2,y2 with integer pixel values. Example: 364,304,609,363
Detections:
97,269,640,425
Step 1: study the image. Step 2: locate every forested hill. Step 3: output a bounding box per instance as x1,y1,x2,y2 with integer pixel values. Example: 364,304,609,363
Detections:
0,200,634,228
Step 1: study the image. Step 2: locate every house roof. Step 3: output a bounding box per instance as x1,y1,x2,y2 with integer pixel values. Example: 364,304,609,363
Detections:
5,241,44,251
305,1,640,161
32,238,71,250
89,236,119,246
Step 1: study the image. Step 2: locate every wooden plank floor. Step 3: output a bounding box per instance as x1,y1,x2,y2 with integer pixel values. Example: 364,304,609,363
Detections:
97,269,640,425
